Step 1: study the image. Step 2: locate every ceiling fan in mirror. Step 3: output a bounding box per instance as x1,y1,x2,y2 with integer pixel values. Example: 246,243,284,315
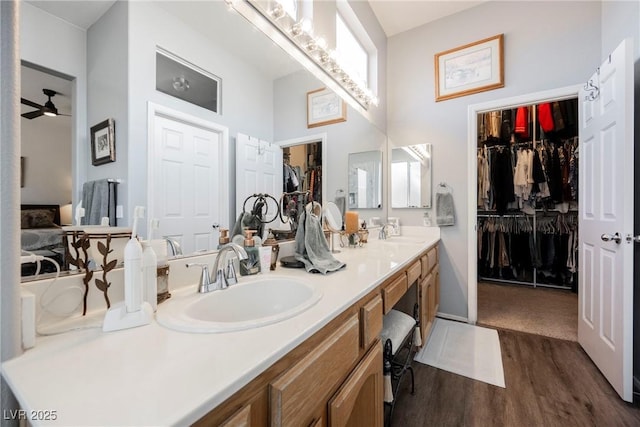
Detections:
20,89,70,119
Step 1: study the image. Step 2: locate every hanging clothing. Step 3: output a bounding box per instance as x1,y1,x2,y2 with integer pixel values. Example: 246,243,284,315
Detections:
491,148,515,214
514,106,529,138
538,103,555,133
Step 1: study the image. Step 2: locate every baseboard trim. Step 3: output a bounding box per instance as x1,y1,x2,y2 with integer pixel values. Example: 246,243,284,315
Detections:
436,312,469,324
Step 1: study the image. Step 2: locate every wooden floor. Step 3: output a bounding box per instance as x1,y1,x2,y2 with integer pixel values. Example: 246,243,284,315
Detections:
393,328,640,427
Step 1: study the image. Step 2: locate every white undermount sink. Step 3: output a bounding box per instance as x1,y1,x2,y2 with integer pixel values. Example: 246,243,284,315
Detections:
156,276,322,333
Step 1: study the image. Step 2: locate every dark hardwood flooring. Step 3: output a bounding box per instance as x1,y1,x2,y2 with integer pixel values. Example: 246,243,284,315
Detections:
392,328,640,427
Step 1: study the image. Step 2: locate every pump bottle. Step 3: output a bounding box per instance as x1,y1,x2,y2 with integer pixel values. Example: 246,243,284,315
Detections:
239,230,260,276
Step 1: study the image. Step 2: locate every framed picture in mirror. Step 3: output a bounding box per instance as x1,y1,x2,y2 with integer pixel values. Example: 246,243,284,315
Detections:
90,118,116,166
307,88,347,128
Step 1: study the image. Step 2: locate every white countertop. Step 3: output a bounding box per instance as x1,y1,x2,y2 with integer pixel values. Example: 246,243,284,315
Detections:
2,227,440,426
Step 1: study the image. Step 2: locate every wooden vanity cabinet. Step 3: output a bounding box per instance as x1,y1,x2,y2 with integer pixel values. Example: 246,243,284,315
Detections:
270,315,360,426
196,242,438,426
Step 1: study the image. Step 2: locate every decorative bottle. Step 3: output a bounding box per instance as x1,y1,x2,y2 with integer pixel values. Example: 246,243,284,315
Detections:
239,230,260,276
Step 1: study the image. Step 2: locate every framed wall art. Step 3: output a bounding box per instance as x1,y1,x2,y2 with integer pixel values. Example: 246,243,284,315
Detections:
90,118,116,166
307,88,347,128
435,34,504,102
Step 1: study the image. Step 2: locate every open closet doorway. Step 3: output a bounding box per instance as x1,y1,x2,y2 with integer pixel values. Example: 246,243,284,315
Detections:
467,85,583,340
276,134,327,240
475,96,580,342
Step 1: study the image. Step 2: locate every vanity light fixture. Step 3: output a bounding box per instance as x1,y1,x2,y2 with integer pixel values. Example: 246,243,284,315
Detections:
238,0,378,109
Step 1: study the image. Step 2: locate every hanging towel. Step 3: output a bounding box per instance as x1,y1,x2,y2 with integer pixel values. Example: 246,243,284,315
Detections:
435,184,455,226
294,207,346,274
81,179,117,226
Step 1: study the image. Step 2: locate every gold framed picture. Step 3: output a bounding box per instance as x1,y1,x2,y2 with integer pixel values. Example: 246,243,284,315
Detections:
307,88,347,128
435,34,504,102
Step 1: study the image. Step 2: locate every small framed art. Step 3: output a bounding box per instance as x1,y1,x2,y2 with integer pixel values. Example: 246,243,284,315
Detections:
90,118,116,166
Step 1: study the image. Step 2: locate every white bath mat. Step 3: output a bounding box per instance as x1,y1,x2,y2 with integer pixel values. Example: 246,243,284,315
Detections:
414,318,505,388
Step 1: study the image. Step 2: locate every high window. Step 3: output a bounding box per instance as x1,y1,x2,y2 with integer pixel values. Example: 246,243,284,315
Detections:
335,13,368,86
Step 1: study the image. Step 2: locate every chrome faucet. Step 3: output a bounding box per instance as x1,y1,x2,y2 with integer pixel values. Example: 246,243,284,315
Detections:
165,237,183,257
209,243,248,292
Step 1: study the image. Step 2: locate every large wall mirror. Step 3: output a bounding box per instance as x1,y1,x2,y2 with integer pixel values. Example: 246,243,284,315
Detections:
348,151,382,209
391,144,432,208
20,0,388,281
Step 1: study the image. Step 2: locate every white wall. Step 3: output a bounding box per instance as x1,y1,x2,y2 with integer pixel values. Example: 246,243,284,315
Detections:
20,2,87,208
20,117,72,205
387,1,602,318
86,1,128,224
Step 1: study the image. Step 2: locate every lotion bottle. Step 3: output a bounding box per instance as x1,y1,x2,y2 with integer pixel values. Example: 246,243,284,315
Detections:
141,240,158,312
239,230,260,276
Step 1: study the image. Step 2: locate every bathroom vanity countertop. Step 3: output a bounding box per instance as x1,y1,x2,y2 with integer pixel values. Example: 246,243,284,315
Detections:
2,227,440,426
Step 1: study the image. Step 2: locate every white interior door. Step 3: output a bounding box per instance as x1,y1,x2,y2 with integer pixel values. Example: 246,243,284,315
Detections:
235,133,283,237
578,39,634,402
152,115,221,254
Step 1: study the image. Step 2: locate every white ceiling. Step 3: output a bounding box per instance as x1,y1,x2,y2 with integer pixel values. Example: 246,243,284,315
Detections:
368,0,485,36
26,0,484,36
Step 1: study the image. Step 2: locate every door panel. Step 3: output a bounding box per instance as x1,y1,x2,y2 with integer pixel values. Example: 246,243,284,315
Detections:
235,133,283,236
153,115,221,254
578,38,634,402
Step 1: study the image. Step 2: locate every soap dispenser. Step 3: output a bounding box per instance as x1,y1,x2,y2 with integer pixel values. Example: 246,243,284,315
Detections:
239,230,260,276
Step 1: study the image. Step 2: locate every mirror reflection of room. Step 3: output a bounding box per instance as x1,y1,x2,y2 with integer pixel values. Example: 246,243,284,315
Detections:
391,143,432,209
280,142,322,239
348,150,382,209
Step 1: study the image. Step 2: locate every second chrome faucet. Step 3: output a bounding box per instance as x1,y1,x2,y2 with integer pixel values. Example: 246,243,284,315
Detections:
187,243,248,293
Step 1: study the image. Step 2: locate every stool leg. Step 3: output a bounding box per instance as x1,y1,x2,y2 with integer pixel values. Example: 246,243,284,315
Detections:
408,365,415,395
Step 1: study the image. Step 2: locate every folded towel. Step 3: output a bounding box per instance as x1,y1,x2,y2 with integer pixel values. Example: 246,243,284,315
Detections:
295,209,346,274
436,191,455,226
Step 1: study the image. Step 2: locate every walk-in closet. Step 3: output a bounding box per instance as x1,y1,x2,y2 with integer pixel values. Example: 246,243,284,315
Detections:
476,98,580,340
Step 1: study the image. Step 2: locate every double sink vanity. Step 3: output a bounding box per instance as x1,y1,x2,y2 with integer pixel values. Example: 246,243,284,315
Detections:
2,227,440,426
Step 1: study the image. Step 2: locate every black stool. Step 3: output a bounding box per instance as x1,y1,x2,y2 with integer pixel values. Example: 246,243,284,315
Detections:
380,304,420,426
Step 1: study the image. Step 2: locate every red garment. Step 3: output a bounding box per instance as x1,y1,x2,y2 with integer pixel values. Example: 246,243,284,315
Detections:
538,103,555,132
514,106,529,138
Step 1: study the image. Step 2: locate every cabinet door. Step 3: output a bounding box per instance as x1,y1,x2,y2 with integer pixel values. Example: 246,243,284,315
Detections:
271,315,360,426
419,273,433,345
433,264,440,315
328,341,383,427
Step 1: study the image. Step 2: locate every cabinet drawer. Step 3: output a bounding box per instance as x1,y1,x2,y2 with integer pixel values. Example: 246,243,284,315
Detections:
407,260,421,286
270,315,360,426
382,274,408,314
360,295,383,349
